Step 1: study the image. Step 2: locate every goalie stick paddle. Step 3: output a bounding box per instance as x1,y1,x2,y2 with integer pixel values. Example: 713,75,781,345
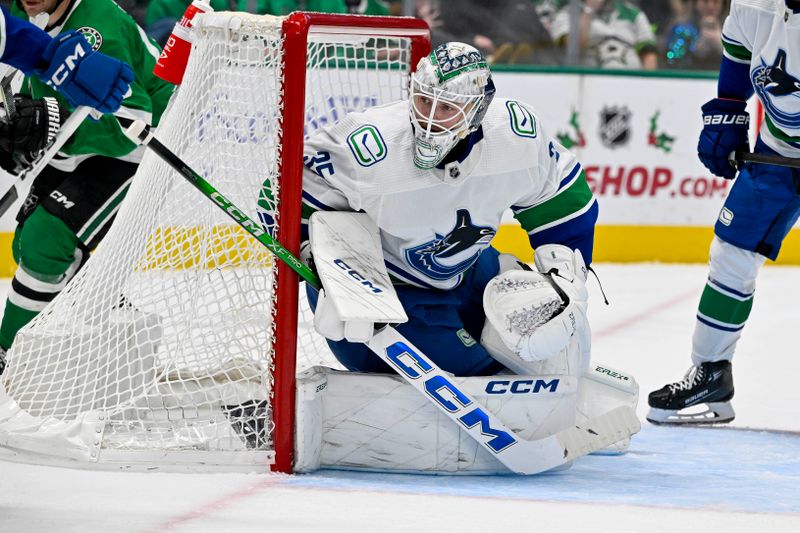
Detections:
122,118,641,475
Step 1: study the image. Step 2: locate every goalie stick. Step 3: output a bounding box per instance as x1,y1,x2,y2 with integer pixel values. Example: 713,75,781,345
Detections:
122,118,641,475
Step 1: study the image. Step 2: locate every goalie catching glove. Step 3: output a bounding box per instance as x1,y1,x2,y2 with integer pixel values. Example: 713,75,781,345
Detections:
0,95,69,174
483,244,589,362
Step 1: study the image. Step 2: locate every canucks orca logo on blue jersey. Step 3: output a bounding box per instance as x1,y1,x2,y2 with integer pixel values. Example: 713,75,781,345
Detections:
752,49,800,130
405,209,495,281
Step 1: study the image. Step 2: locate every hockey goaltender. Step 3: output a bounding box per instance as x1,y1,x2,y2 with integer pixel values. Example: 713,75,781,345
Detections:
270,42,641,475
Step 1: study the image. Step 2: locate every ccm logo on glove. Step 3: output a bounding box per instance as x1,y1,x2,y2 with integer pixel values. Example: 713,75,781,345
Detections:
46,42,86,88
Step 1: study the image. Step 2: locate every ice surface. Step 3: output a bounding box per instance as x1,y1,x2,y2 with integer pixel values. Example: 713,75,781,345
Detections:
0,264,798,532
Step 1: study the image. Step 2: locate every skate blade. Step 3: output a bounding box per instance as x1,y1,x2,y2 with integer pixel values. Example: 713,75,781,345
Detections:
646,402,735,425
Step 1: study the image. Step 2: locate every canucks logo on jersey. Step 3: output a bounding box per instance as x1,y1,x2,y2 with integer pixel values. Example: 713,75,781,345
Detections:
405,209,495,281
752,49,800,130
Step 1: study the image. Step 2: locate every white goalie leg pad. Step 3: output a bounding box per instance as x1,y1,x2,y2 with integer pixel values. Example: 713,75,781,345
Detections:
294,366,578,474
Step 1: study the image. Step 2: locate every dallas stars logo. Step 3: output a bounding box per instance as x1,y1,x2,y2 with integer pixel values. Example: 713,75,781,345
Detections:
77,27,103,51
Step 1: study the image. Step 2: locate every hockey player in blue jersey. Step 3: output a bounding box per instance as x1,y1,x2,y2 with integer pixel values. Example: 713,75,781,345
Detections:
267,42,600,383
0,5,132,113
648,0,800,425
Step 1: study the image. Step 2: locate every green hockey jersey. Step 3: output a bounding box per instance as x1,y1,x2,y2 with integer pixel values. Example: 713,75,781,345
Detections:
13,0,174,167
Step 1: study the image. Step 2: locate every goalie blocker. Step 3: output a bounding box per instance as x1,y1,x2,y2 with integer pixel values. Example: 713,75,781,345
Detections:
295,211,639,473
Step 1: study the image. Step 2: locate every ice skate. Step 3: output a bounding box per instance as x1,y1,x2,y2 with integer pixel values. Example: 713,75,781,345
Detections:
647,360,734,425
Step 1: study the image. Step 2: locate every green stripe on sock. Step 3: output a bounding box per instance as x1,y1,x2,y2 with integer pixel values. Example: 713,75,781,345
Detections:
0,299,39,350
697,283,753,327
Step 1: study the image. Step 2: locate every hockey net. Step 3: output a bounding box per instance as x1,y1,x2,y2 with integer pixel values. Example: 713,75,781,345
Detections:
0,12,429,472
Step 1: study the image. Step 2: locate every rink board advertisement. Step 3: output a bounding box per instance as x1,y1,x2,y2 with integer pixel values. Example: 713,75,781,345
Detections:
490,69,800,264
494,71,730,227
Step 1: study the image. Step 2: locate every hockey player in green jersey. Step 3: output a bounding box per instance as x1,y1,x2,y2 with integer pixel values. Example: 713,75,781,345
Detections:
0,0,174,373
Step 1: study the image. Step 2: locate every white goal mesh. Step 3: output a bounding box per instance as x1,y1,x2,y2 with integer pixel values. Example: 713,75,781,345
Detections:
0,12,427,471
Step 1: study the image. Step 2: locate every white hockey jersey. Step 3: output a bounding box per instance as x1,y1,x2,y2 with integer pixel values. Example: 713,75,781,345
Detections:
723,0,800,156
289,98,596,290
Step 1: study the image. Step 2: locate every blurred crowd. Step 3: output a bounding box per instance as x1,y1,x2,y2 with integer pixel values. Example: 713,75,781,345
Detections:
2,0,728,71
416,0,727,71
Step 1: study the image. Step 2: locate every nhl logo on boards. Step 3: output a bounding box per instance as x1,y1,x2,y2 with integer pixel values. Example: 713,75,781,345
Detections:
599,105,632,149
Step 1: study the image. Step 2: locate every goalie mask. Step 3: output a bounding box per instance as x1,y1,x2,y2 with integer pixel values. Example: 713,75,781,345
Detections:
409,43,496,170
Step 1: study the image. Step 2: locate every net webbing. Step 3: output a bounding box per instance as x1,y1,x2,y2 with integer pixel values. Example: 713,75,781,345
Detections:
1,12,413,465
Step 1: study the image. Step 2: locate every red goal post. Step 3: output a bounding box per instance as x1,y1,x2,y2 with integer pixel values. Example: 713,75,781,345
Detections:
273,12,430,473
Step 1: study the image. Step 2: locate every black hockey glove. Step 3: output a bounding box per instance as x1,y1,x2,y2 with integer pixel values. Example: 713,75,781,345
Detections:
0,95,70,174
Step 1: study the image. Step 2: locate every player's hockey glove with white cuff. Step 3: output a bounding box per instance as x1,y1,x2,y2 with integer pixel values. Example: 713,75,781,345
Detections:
35,30,134,114
697,98,749,180
0,95,69,174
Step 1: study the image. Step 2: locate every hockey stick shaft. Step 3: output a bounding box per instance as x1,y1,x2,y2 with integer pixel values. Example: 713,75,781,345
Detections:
734,150,800,169
0,106,92,218
0,66,18,118
120,118,319,287
123,119,640,474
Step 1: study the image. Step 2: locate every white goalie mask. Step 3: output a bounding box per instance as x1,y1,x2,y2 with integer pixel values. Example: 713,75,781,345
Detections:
409,43,496,170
